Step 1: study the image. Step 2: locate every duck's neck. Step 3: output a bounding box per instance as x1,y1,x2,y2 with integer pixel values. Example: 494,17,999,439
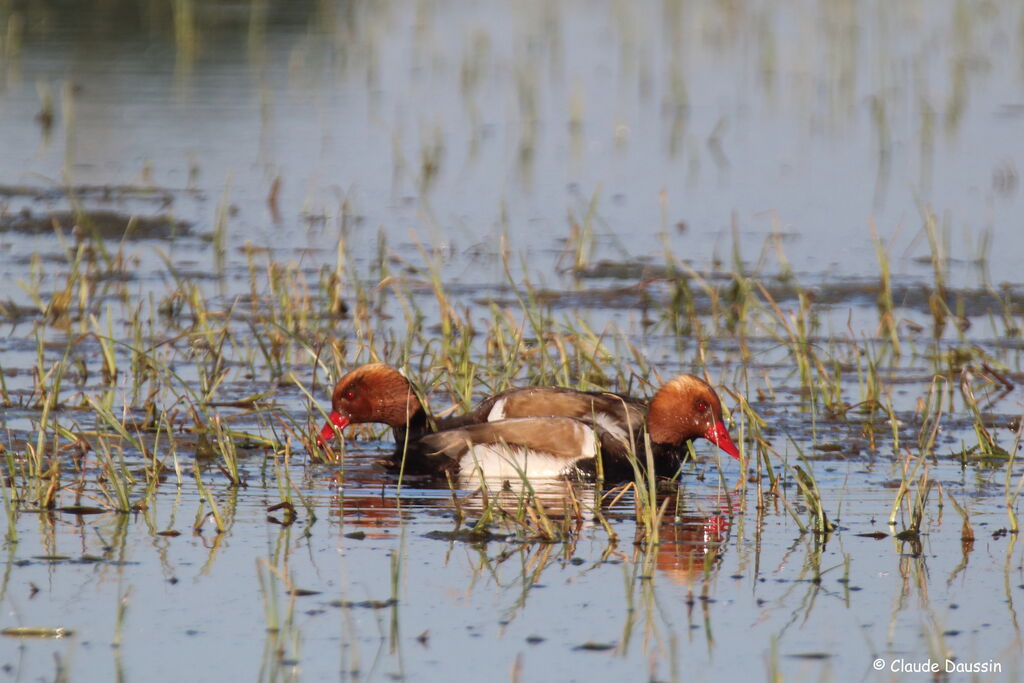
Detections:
391,407,432,449
629,437,685,476
652,441,686,477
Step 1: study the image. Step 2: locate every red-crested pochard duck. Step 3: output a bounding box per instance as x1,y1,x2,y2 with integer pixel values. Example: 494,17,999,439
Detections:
316,363,647,447
316,363,740,479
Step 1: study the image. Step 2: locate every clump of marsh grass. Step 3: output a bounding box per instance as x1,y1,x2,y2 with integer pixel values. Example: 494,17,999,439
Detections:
93,436,137,513
770,443,834,537
870,219,901,354
1003,418,1024,534
792,464,835,536
958,368,1011,459
209,416,243,487
192,462,226,534
921,207,951,338
945,489,975,555
888,448,939,541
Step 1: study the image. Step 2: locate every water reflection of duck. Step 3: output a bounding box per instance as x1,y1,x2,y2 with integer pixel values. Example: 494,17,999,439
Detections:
324,477,592,544
453,476,600,523
651,500,736,586
316,363,740,480
329,468,735,588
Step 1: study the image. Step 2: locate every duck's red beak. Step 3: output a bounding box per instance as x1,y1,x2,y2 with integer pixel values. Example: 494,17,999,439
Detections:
704,421,740,460
317,411,350,448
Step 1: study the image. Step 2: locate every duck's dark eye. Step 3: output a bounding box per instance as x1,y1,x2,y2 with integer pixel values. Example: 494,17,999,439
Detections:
342,390,356,401
695,399,709,413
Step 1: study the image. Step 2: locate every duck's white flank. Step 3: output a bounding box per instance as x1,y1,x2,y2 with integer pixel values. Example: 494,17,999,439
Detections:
459,421,597,479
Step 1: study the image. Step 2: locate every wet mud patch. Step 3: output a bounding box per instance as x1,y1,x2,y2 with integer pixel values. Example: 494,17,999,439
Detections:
16,555,141,567
0,183,201,204
423,528,510,544
0,208,191,240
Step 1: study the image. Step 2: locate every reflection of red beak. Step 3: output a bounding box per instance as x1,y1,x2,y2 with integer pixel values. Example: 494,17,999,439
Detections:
703,514,731,539
317,411,350,448
704,421,741,460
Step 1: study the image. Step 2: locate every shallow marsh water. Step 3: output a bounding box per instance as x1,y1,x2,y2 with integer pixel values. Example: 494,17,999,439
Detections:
0,1,1023,681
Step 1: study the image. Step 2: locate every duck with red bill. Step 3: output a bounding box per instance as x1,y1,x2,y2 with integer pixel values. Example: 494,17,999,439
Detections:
314,364,741,478
704,420,741,459
317,412,350,447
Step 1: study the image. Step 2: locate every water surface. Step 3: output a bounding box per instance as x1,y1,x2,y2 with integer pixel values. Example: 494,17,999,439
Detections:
1,1,1023,681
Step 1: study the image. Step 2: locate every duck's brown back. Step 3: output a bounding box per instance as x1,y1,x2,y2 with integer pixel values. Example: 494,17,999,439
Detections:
445,386,646,443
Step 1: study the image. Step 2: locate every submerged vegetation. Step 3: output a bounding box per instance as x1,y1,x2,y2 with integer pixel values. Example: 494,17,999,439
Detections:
0,190,1020,540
